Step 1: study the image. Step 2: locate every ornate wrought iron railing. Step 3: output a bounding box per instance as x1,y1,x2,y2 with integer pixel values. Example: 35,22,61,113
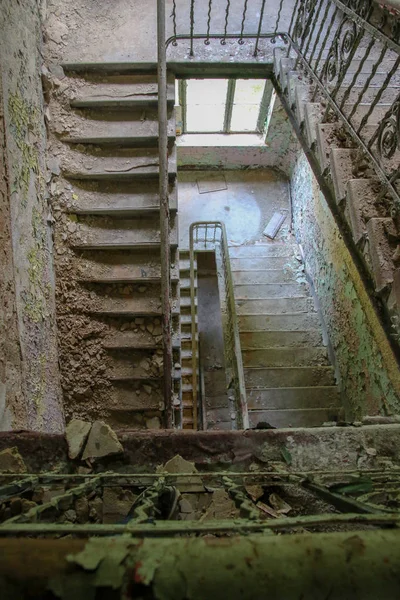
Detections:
167,0,400,212
189,222,248,430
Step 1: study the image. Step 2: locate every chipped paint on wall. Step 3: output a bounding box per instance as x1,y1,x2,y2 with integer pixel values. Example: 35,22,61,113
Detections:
0,0,64,432
291,153,400,419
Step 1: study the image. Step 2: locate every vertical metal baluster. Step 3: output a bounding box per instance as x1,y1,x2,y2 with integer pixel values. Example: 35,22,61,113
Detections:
205,0,212,45
171,0,178,46
238,0,248,45
339,36,375,110
272,0,285,43
286,0,301,57
308,0,331,66
313,6,339,76
205,224,208,248
311,6,339,100
357,53,400,135
348,45,388,122
221,0,231,45
302,0,325,62
322,25,365,121
295,1,318,70
254,0,266,56
157,0,173,428
190,0,195,57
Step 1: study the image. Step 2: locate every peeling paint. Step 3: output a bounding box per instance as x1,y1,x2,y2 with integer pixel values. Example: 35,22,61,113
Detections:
291,153,400,418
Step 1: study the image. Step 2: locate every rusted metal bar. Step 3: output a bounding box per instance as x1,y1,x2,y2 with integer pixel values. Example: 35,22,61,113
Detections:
254,0,266,56
189,224,199,429
0,475,38,502
3,531,400,598
1,512,400,537
158,0,173,429
189,222,248,429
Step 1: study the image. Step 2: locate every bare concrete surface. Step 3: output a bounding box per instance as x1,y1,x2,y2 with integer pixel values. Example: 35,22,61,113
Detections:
43,0,291,65
178,169,290,247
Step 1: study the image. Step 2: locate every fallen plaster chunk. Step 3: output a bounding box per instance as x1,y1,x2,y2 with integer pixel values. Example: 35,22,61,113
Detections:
82,420,123,460
66,419,91,460
0,447,26,473
157,454,204,492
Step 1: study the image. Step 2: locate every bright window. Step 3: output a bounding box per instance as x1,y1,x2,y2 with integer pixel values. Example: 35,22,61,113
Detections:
176,78,269,134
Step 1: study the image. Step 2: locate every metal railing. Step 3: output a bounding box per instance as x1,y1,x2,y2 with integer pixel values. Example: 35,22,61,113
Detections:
167,0,400,214
158,0,174,428
189,222,248,430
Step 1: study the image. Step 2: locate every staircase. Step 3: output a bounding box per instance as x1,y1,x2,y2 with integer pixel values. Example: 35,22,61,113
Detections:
231,241,341,428
274,45,400,344
50,64,181,429
179,250,198,429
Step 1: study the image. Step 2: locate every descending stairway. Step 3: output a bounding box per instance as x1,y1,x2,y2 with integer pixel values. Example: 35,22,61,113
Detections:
49,64,181,429
274,47,400,344
179,250,198,429
230,241,341,428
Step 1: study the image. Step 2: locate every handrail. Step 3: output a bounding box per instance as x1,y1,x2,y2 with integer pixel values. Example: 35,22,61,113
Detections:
189,222,249,430
157,0,173,428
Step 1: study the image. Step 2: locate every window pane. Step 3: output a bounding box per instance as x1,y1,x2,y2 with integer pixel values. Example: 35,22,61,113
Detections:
186,79,228,133
230,79,266,132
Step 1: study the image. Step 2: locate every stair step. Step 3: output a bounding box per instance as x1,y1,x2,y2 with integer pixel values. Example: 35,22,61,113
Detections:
304,102,324,147
346,178,384,246
244,366,336,388
62,146,176,181
70,73,175,109
247,386,340,410
367,217,396,292
238,313,322,331
234,283,308,299
67,180,177,216
76,251,179,282
232,269,295,284
230,256,300,271
69,217,178,250
248,408,339,428
108,384,163,412
330,148,357,204
84,293,179,316
104,330,180,350
242,347,329,368
63,108,175,147
236,298,314,314
107,354,183,382
240,330,324,348
63,62,159,75
228,243,296,258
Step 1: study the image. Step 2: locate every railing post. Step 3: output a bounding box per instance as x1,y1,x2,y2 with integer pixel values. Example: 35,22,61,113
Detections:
157,0,173,428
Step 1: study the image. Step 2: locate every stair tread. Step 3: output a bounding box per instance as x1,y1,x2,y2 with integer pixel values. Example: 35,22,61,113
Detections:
69,218,178,249
247,386,340,410
240,330,324,347
104,330,179,349
85,295,179,316
75,252,179,282
234,283,308,299
62,146,176,180
245,366,336,388
236,298,315,314
62,108,175,145
238,313,321,330
242,347,329,368
248,408,339,428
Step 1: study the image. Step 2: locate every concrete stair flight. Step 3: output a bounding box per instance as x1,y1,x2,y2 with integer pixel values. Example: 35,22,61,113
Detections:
230,242,341,428
51,64,180,430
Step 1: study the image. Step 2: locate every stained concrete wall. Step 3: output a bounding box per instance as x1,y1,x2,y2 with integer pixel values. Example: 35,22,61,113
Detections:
177,95,299,176
0,0,64,431
291,152,400,420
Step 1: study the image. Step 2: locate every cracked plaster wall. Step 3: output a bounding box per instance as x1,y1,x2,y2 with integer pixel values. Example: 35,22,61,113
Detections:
291,152,400,420
0,0,64,432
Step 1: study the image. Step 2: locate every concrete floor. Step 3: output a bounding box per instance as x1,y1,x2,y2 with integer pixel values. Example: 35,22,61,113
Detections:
178,169,290,248
44,0,291,64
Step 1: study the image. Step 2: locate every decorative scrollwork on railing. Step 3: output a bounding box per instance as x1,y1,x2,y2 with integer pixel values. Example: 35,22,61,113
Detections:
322,16,358,85
376,99,400,160
293,0,317,45
346,0,372,20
